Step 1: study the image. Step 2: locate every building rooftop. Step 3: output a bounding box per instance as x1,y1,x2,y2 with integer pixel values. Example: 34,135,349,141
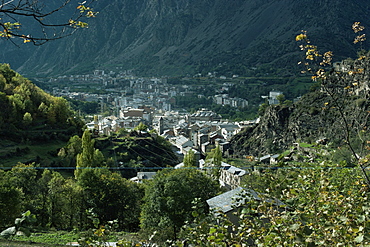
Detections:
207,187,260,214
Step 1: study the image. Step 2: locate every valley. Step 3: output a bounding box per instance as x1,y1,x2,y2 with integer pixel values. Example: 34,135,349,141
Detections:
1,0,370,245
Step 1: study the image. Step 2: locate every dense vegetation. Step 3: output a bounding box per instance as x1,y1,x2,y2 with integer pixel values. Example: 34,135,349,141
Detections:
0,64,84,142
178,147,370,246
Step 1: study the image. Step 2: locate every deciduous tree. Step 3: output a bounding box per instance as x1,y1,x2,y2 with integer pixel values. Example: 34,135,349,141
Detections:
296,23,370,185
183,149,196,167
75,129,105,179
140,168,219,242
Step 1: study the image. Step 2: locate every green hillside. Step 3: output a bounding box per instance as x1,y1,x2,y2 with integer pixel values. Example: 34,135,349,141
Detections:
0,64,84,166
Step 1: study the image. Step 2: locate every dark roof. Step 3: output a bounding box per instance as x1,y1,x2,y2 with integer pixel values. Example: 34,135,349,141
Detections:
207,187,285,214
207,187,260,213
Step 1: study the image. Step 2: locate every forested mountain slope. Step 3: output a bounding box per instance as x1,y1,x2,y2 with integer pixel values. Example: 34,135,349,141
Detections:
2,0,369,77
0,64,83,141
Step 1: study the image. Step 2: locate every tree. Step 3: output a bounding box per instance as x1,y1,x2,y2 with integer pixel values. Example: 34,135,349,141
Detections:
0,0,97,45
77,169,144,230
58,134,82,167
134,122,148,132
205,145,223,179
0,170,23,228
140,169,219,242
75,129,105,179
276,93,286,105
183,149,196,167
296,23,370,185
47,171,68,228
177,146,370,246
22,112,32,125
258,102,269,116
9,163,38,211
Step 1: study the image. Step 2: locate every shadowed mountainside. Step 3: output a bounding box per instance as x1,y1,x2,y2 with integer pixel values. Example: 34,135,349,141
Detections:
1,0,368,77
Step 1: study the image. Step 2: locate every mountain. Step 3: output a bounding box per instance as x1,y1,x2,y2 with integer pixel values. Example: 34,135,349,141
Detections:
2,0,370,77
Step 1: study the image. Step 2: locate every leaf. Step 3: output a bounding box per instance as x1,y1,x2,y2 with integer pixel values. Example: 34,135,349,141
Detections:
0,227,16,239
290,223,300,231
207,235,216,241
23,210,31,217
209,227,217,234
354,234,364,243
296,34,307,41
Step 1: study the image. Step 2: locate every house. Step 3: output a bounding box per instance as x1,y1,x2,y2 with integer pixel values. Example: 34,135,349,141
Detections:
207,186,286,232
169,135,193,154
219,124,240,141
267,91,283,105
218,141,230,155
259,154,280,164
197,133,209,148
130,172,156,183
209,132,224,144
201,141,214,155
219,162,247,190
207,187,260,216
189,108,222,122
120,108,144,118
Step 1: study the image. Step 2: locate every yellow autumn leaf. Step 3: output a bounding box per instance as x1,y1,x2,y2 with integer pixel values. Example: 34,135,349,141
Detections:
296,33,307,41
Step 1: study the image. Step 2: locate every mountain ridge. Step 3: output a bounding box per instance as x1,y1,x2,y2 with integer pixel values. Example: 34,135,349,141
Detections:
2,0,370,77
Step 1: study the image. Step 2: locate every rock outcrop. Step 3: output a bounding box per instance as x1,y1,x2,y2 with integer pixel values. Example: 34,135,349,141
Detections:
228,87,370,157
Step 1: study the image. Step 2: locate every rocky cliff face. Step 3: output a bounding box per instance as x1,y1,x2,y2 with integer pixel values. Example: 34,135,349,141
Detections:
3,0,369,77
228,85,370,157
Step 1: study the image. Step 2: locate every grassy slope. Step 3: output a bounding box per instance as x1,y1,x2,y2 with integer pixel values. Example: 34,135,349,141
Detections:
0,240,65,247
0,140,66,167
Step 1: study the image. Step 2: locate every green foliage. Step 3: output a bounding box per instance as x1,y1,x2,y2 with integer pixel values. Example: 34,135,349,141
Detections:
296,25,370,185
258,102,269,116
93,133,179,178
0,162,144,233
179,156,370,246
67,98,100,115
0,64,83,141
22,112,32,126
276,93,286,105
58,135,83,167
140,169,219,242
78,169,144,231
134,122,148,132
0,170,23,228
0,211,36,240
10,230,78,245
205,145,223,179
78,209,118,247
183,149,196,167
75,130,106,179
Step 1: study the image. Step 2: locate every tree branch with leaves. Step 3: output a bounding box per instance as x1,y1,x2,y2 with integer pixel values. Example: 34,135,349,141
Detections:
0,0,98,45
296,22,370,185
